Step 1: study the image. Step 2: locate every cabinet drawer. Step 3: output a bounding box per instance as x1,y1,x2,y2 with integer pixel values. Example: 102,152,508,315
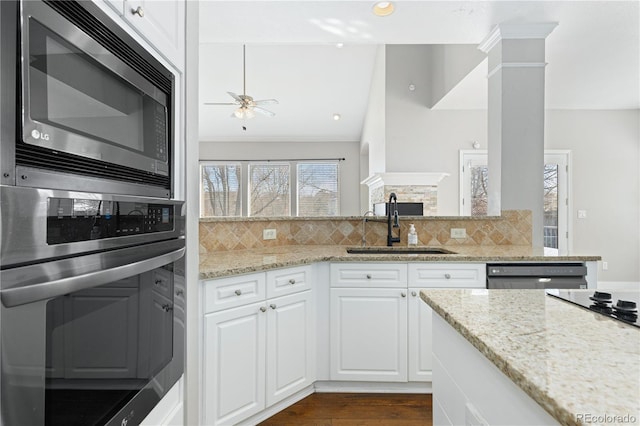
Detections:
266,265,313,298
202,272,266,313
330,263,407,288
408,263,485,288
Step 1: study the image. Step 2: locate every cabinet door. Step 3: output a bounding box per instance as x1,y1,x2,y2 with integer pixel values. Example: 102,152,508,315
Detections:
266,290,316,406
330,288,407,382
203,302,266,425
124,0,185,68
408,288,432,382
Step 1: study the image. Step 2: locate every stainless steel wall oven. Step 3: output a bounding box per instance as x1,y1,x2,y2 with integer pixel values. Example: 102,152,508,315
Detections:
1,1,185,425
1,188,185,426
1,0,175,199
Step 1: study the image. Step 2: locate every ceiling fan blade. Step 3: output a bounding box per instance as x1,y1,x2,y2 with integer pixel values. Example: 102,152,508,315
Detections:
253,99,279,105
227,92,243,102
204,102,237,105
253,106,275,117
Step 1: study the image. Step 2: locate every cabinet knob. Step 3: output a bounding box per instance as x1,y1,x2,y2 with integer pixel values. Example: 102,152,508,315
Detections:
411,291,417,297
260,306,267,312
401,292,406,298
444,273,451,279
288,278,296,285
131,6,144,17
270,304,277,310
235,289,242,296
366,274,372,279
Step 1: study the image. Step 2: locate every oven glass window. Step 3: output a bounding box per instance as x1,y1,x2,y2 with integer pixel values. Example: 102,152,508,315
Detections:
28,18,167,160
44,268,174,425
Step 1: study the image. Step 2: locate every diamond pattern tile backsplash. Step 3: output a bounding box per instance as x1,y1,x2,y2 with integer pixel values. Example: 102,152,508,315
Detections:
199,210,532,253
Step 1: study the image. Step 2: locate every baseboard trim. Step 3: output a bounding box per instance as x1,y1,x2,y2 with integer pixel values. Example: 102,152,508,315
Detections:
314,380,431,394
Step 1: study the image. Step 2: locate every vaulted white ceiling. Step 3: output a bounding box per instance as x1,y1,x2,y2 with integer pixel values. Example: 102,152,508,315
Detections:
198,1,640,142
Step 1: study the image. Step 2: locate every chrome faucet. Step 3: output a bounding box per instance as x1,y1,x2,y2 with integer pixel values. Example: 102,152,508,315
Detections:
387,193,400,247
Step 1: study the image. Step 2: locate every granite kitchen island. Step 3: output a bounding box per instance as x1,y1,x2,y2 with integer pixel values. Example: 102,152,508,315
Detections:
421,289,640,426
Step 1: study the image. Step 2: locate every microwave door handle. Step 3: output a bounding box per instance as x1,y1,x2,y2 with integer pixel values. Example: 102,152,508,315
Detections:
0,247,185,308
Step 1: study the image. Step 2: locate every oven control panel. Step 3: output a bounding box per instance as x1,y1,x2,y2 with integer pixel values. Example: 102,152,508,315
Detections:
47,197,175,244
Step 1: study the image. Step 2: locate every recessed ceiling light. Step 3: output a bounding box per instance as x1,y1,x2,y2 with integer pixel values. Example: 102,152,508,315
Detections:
373,1,394,17
333,113,341,121
336,42,344,48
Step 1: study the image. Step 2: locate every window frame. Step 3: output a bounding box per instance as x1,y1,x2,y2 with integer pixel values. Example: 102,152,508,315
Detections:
199,160,341,218
459,150,571,254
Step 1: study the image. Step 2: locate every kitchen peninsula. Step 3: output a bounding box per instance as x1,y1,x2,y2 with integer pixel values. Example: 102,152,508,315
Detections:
421,289,640,426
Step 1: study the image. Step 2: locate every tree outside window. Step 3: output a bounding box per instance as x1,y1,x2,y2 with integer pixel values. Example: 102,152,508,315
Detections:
200,161,340,217
201,164,241,217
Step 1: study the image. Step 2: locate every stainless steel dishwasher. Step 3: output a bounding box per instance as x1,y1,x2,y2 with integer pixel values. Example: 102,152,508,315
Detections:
486,263,588,289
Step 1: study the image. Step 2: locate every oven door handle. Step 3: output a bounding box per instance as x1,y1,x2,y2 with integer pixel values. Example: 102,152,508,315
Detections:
1,243,185,308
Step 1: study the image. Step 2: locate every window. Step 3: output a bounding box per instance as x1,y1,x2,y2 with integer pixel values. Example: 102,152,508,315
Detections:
200,163,241,217
250,163,290,216
459,150,569,253
200,160,340,217
297,162,339,216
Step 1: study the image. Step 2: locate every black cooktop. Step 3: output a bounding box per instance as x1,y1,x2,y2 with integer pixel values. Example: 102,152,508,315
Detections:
546,289,639,329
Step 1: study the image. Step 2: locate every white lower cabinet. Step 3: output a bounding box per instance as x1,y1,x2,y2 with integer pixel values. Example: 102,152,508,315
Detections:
201,266,315,425
408,288,433,381
266,290,315,406
330,288,407,382
204,302,266,425
329,263,485,384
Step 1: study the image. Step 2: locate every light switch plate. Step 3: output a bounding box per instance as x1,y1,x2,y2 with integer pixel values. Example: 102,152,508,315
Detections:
450,228,466,239
577,210,587,219
263,229,277,240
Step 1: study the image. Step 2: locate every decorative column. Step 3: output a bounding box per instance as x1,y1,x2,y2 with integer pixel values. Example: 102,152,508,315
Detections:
478,23,557,248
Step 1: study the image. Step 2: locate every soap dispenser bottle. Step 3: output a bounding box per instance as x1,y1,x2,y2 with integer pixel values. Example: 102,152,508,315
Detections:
408,224,418,247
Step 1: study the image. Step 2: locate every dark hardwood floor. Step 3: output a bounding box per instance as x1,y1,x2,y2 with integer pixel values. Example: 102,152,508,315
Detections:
259,393,433,426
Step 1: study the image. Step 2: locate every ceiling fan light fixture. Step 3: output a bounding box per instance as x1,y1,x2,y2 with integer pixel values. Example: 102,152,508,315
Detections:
234,106,255,119
373,1,394,17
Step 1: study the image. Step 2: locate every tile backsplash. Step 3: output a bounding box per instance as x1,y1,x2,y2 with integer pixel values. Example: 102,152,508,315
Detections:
199,210,532,253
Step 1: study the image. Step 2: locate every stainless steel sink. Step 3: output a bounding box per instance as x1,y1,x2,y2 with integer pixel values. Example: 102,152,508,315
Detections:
346,247,457,255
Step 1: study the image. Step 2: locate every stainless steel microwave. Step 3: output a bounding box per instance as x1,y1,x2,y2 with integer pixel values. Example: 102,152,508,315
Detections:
1,0,175,198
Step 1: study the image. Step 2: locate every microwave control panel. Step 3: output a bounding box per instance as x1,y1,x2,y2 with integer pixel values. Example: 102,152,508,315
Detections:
47,197,174,244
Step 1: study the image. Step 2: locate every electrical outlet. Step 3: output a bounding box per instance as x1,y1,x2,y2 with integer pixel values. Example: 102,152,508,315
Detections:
450,228,467,239
577,210,587,219
602,261,608,271
263,229,277,240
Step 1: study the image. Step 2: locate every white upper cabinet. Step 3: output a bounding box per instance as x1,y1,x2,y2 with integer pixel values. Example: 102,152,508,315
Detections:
103,0,124,15
114,0,185,69
124,0,185,68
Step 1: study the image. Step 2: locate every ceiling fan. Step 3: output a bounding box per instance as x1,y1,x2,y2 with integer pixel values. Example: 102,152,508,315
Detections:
204,45,278,119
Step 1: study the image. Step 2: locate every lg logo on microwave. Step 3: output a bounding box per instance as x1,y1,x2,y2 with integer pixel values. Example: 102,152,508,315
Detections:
31,129,50,141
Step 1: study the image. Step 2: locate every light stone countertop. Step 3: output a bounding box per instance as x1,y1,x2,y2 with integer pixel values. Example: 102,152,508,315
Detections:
420,289,640,426
199,245,600,280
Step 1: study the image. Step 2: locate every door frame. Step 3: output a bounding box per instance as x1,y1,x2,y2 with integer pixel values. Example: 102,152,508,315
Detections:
459,150,572,254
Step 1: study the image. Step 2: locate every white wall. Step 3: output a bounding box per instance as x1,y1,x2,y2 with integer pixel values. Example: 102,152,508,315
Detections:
385,45,487,215
199,140,361,215
382,106,639,282
545,110,640,283
360,45,387,211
